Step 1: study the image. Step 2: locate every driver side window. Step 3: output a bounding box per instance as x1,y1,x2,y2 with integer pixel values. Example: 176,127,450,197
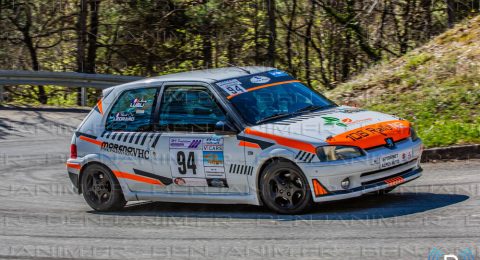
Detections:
158,86,226,132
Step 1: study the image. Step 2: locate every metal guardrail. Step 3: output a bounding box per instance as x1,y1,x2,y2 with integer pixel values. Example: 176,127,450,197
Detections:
0,70,145,106
0,70,144,88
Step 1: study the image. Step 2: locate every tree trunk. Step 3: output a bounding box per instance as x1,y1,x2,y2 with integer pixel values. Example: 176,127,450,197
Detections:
446,0,456,27
286,0,297,74
16,4,47,104
341,29,351,81
23,31,47,104
76,0,88,105
202,34,212,68
86,0,100,74
421,0,432,39
253,0,260,64
266,0,276,66
304,0,315,88
88,0,101,102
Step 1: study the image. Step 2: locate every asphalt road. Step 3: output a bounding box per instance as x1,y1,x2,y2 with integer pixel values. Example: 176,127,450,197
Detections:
0,107,479,260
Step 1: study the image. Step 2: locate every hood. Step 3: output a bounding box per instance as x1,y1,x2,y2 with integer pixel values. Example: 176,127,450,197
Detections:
250,106,411,149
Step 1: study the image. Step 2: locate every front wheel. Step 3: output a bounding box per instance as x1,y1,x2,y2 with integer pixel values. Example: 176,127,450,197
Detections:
81,164,126,211
259,161,313,214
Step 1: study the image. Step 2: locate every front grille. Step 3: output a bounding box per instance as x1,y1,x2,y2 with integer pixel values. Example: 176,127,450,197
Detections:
361,167,415,186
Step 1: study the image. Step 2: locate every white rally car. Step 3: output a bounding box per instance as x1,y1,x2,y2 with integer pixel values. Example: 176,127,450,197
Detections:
67,66,423,214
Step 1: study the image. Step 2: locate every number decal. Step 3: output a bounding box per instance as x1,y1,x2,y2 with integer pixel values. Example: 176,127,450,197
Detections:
216,79,246,95
176,151,196,175
225,85,245,95
187,152,197,174
177,151,186,174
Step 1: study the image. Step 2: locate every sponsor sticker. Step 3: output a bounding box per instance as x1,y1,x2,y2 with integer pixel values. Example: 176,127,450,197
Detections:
203,151,224,167
250,75,271,84
203,144,223,151
174,177,208,187
216,79,247,95
268,70,289,77
204,137,224,151
207,178,228,188
130,98,147,108
169,138,202,149
101,142,149,159
380,149,412,169
204,166,225,174
322,116,372,127
114,112,135,121
205,137,223,145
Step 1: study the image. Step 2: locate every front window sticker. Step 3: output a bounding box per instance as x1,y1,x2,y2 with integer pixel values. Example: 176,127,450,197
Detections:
250,75,271,84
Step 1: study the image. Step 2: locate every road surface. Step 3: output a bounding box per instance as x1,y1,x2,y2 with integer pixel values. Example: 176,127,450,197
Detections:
0,107,479,259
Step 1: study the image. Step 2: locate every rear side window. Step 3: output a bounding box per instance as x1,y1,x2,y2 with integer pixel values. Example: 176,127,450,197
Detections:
106,88,157,131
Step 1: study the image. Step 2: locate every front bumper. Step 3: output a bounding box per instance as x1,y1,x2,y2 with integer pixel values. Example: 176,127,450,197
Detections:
314,166,422,202
300,138,423,203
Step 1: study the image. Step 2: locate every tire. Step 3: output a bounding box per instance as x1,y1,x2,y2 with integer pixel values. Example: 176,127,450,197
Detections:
81,164,126,211
259,160,313,214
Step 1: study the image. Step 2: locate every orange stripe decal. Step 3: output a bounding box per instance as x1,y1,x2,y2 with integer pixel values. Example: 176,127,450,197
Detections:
326,120,410,149
79,135,103,146
245,128,316,153
96,99,103,115
227,80,300,99
66,163,81,170
238,141,261,149
112,170,164,186
312,179,328,196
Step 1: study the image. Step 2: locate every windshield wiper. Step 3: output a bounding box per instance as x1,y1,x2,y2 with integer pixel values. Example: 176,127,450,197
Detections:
255,112,292,124
295,104,336,114
295,105,323,113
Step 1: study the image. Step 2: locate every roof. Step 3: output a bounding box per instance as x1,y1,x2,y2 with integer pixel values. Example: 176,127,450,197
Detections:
106,66,276,94
149,66,276,83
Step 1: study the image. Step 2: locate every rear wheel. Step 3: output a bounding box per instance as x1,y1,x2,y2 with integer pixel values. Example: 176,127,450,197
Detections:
81,164,126,211
260,161,312,214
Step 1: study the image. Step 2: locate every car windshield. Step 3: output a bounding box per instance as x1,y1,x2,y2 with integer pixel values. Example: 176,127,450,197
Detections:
229,81,336,125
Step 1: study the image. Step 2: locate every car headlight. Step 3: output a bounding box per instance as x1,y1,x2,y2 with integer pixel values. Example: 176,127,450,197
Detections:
316,145,364,162
410,127,419,141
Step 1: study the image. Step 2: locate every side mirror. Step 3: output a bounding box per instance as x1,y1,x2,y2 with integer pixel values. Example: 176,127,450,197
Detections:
214,121,238,135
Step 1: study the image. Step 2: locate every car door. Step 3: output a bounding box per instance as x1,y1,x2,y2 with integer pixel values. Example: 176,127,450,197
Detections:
103,86,167,193
150,82,249,194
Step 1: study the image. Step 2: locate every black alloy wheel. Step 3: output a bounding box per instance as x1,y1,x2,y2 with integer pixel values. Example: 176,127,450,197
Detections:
81,164,126,211
260,160,312,214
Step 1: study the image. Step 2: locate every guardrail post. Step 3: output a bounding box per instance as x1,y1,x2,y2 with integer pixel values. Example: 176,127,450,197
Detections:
81,87,87,107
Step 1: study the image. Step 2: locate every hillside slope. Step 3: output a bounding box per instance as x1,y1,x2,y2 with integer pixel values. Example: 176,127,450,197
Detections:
327,16,480,148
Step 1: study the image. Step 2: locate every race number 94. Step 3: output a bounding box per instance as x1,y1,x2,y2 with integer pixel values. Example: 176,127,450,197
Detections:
176,151,197,175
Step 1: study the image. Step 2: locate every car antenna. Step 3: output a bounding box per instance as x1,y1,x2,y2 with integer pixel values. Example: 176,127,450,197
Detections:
223,62,251,74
